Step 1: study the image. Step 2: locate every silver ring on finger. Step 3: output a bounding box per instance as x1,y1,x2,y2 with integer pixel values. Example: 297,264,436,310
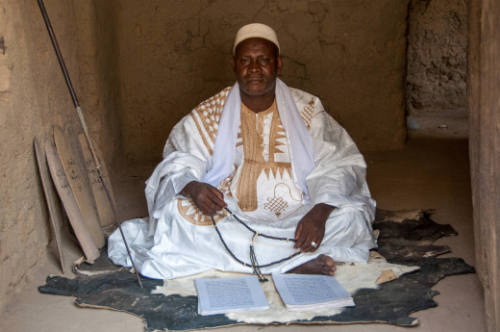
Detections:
310,241,318,248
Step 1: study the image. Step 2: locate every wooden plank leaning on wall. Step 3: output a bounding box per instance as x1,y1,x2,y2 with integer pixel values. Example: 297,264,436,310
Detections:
468,0,500,331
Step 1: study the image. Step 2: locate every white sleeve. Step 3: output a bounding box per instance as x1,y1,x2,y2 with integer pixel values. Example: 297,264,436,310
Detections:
145,114,212,218
305,100,375,218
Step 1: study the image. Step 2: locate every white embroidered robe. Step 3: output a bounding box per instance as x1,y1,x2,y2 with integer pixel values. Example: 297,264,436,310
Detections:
108,86,377,279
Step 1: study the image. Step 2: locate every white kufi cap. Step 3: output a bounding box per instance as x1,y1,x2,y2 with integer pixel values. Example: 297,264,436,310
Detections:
233,23,280,55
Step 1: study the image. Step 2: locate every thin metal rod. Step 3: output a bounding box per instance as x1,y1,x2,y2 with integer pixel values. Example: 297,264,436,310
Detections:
37,0,143,288
37,0,79,108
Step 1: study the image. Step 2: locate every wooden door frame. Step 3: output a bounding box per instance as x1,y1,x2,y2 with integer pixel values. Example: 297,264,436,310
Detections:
468,0,500,331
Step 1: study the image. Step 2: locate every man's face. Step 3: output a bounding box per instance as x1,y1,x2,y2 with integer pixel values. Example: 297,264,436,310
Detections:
232,38,282,98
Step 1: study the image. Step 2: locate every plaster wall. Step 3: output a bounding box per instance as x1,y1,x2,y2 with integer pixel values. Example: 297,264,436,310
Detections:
0,0,119,312
115,0,409,162
407,0,468,117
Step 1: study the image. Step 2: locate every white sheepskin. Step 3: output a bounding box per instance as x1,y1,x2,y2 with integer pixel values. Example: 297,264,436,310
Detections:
152,253,419,324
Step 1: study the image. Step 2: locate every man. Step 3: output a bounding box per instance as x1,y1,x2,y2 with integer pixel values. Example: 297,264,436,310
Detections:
108,23,376,279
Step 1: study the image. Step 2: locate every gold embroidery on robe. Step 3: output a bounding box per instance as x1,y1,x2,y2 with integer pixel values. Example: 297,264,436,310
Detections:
177,198,226,226
219,174,234,199
263,183,303,217
236,101,292,211
263,196,288,217
300,97,316,129
190,87,231,153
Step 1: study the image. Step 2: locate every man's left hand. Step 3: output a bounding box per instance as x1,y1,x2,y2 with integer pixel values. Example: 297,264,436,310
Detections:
294,203,335,252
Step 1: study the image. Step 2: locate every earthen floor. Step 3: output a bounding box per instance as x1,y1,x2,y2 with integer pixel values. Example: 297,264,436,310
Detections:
0,138,485,331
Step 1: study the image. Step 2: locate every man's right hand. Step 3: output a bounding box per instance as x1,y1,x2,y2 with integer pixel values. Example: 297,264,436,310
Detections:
180,181,227,216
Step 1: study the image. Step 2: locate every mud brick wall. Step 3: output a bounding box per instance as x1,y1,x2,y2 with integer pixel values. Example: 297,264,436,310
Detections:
0,0,120,311
115,0,409,161
407,0,468,116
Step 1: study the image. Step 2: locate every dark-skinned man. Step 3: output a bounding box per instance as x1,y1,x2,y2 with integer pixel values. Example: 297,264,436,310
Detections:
108,23,377,279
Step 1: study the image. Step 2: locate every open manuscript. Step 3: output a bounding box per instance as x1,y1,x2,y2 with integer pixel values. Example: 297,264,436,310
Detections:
272,273,354,311
195,273,353,315
195,276,269,315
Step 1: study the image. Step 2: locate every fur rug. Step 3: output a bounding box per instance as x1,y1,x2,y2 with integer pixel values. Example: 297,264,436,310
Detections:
39,210,474,331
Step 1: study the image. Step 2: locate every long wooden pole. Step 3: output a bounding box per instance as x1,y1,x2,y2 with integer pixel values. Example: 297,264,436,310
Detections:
37,0,143,288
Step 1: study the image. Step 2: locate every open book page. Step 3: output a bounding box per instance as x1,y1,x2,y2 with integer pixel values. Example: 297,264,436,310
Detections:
272,273,355,311
195,276,269,315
